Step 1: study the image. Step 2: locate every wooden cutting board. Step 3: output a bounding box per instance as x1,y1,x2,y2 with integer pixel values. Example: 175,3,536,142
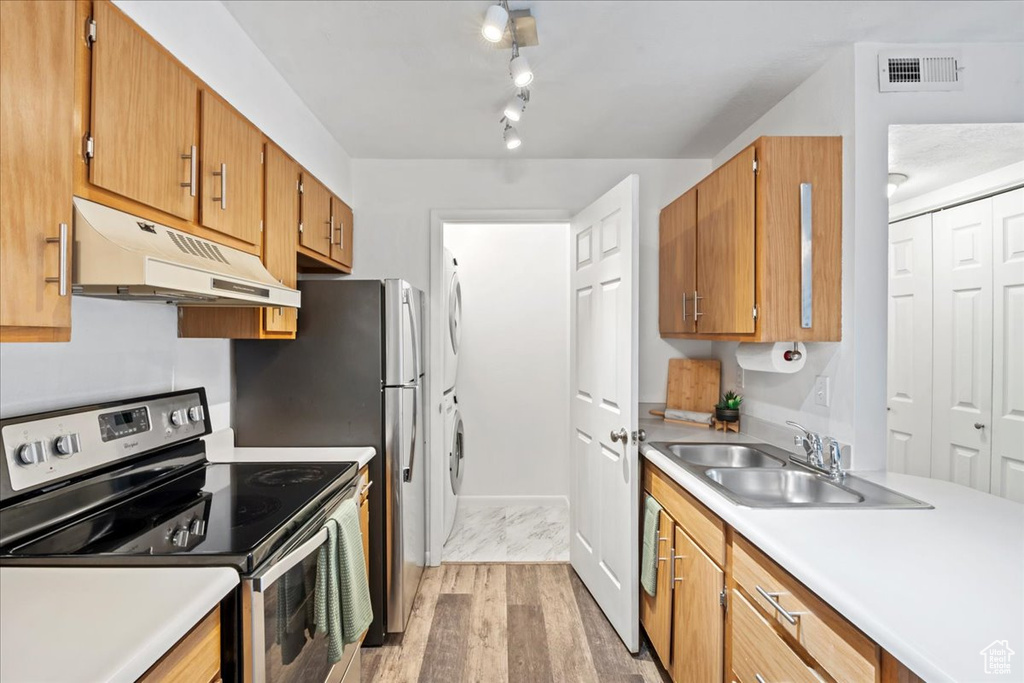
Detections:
666,358,721,412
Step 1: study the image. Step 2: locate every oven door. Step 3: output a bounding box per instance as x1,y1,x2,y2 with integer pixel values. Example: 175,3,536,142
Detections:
241,481,362,683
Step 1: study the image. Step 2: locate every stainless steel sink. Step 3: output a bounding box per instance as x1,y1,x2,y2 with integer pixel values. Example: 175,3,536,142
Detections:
705,468,864,505
648,442,932,509
665,444,785,469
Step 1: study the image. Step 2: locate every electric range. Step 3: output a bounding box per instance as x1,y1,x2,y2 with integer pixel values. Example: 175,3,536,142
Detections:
0,388,361,682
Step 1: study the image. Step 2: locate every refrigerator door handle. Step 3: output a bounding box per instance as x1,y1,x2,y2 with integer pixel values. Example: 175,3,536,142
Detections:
404,287,422,381
404,384,419,483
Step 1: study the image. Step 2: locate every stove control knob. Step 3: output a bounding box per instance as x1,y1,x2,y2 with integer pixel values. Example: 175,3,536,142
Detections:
189,518,206,536
187,405,205,423
16,441,47,466
54,433,82,457
170,527,190,548
169,409,189,427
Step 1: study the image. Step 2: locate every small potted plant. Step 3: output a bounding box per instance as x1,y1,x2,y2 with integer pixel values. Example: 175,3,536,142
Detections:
715,391,743,423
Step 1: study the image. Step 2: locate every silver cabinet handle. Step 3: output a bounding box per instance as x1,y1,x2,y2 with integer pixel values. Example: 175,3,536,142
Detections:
610,427,628,443
181,145,197,196
755,585,799,625
358,480,373,498
974,423,985,430
212,163,226,209
44,223,69,296
672,552,684,583
681,292,688,321
692,290,703,319
755,675,767,683
327,215,334,242
800,182,813,328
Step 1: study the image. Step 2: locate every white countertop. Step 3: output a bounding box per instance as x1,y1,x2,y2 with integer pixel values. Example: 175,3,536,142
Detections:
0,566,237,683
204,428,376,469
639,418,1024,683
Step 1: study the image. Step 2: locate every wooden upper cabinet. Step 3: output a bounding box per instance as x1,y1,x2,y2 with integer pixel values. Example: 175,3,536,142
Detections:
300,173,331,257
696,145,756,335
200,92,264,247
659,136,842,341
0,0,75,342
89,0,198,222
263,143,299,335
330,195,354,269
659,188,697,335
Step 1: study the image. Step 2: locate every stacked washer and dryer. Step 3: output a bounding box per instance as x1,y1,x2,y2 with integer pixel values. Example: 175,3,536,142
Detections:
442,249,465,543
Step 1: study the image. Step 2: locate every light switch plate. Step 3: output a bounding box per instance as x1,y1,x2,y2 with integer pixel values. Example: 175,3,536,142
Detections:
814,375,831,407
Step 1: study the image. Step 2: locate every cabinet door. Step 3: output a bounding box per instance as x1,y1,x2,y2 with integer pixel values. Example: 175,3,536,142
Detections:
300,173,331,256
640,509,676,667
89,1,197,221
672,527,724,683
263,144,299,334
660,188,697,334
696,146,756,334
200,93,263,247
330,195,354,269
0,0,74,339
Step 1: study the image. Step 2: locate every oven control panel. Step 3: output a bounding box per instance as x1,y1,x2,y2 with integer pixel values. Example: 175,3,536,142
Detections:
0,389,210,495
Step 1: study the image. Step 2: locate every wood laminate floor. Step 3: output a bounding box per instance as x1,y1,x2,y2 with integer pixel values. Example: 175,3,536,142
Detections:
361,563,670,683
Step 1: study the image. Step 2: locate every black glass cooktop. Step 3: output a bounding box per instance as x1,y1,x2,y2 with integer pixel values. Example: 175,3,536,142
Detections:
3,461,357,574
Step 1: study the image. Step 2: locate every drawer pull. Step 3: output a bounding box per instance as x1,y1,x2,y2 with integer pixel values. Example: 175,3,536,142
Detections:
359,480,373,499
755,674,767,683
755,584,799,625
672,553,684,583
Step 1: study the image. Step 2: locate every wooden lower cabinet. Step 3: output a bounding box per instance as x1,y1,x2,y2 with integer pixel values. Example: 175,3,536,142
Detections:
139,605,221,683
643,462,921,683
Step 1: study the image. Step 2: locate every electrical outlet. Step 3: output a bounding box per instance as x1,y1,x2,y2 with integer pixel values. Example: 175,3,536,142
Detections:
814,375,831,407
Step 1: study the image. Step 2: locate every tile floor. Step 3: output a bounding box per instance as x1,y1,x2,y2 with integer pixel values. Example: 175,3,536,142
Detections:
442,504,570,563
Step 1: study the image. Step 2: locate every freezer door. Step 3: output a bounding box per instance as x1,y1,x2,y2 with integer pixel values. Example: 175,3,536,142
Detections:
385,280,424,386
385,384,425,632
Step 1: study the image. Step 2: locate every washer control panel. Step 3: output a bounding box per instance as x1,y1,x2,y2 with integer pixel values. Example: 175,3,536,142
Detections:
1,389,209,495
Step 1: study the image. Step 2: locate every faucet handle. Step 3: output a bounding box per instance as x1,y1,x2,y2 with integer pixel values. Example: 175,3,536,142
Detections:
825,437,845,479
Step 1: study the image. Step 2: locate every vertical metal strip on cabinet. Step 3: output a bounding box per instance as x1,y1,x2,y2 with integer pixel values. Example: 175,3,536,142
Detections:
800,183,813,328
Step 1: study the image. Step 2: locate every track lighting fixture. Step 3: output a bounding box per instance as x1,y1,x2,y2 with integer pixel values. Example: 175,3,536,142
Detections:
503,123,522,150
503,91,528,122
481,3,509,43
887,172,908,198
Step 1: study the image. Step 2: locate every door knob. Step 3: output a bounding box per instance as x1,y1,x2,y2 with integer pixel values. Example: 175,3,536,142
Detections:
974,422,985,430
610,428,628,443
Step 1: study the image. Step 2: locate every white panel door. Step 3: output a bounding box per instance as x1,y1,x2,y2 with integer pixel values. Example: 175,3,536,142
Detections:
932,199,993,491
887,214,933,476
569,174,639,652
990,188,1024,502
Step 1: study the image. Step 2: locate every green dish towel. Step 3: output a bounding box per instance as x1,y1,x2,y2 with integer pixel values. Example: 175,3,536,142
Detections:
641,494,663,597
314,498,373,662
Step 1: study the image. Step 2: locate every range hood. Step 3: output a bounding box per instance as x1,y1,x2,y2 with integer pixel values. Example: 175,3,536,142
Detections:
72,197,300,308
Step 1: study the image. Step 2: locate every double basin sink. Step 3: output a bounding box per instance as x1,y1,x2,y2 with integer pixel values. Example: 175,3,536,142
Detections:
649,442,931,509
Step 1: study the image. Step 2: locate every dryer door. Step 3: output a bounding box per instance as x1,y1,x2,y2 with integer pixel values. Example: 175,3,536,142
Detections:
448,273,462,356
449,412,465,494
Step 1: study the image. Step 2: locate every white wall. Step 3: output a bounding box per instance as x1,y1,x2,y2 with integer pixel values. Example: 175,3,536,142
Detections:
443,223,569,498
1,3,353,423
353,158,713,403
706,42,1024,470
709,47,860,456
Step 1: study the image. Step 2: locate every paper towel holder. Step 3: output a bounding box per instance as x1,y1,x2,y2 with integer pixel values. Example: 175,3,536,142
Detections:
784,343,803,362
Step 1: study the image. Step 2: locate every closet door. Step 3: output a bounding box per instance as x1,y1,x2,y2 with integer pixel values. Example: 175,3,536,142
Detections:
989,188,1024,502
886,214,933,477
932,198,993,492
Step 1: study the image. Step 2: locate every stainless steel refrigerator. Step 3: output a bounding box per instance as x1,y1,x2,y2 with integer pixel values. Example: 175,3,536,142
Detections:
233,279,425,645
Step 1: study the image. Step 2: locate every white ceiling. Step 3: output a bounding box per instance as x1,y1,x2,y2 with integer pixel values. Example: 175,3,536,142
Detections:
888,123,1024,201
222,1,1024,159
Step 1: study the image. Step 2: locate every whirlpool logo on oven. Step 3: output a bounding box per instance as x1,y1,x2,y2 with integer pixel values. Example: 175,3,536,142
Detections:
121,440,140,451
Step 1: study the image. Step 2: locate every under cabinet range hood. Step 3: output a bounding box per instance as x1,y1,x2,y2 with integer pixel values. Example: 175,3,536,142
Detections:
72,197,300,308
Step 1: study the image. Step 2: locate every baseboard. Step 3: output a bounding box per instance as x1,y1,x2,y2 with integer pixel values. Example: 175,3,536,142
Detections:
458,494,569,509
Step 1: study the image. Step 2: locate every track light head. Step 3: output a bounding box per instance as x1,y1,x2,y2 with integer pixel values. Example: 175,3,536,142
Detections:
503,93,527,122
482,4,509,43
503,123,522,150
509,54,533,87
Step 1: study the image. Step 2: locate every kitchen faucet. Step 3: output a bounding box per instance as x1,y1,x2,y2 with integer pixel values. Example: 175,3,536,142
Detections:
786,420,846,481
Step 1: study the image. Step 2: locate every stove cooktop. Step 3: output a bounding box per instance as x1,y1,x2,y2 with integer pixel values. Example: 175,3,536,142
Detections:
2,461,358,574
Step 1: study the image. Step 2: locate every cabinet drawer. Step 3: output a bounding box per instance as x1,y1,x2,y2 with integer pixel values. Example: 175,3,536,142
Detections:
644,463,726,567
731,589,822,683
139,605,220,683
732,536,878,683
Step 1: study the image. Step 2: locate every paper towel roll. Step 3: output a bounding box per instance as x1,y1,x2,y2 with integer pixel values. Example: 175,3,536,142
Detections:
735,342,807,373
